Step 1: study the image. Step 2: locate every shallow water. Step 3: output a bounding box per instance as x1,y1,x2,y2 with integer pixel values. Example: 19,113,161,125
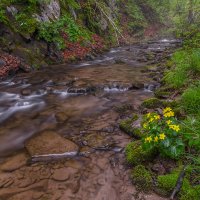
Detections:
0,39,179,200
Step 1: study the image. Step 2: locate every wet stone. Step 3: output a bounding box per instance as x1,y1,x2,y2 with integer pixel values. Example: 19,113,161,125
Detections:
25,131,79,156
52,167,77,181
21,89,32,96
1,153,28,172
55,112,70,123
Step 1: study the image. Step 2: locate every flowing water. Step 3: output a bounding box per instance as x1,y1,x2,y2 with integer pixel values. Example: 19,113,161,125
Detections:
0,39,180,200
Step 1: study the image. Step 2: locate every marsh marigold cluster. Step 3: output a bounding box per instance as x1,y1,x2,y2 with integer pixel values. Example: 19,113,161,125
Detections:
143,107,181,145
141,107,184,159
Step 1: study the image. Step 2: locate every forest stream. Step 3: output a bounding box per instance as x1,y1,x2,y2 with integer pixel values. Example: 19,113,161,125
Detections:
0,39,180,200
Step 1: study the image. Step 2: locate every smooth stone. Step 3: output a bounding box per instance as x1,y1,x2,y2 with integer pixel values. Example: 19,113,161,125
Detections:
25,131,79,156
52,167,78,181
52,168,70,181
1,153,28,172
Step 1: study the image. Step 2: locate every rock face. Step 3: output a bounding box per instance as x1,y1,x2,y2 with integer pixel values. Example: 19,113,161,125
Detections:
36,0,60,22
25,131,79,156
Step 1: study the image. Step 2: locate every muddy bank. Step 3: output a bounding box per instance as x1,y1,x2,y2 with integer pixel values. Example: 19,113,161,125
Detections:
0,39,180,200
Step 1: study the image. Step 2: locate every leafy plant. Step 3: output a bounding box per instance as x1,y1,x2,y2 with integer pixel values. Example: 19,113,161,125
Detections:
38,15,91,49
181,85,200,114
141,107,184,159
0,9,8,24
14,12,38,34
181,116,200,150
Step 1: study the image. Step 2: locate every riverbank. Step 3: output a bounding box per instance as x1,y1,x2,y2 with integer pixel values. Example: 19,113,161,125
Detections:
124,32,200,199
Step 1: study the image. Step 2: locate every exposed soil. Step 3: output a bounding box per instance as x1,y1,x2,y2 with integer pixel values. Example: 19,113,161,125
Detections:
0,39,180,200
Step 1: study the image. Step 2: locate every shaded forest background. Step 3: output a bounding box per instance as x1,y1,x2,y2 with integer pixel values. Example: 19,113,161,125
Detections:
0,0,200,67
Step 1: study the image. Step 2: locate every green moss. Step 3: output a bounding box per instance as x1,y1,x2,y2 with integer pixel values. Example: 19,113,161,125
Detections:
125,141,155,166
131,165,152,191
119,115,142,139
141,98,164,109
157,173,190,196
180,188,199,200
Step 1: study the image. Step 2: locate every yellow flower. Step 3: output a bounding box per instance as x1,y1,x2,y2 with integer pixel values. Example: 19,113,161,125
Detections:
159,133,166,140
166,120,172,125
146,113,151,118
154,115,161,120
154,136,159,142
169,125,180,132
145,136,152,143
163,107,172,113
149,117,154,122
143,123,147,129
163,111,175,118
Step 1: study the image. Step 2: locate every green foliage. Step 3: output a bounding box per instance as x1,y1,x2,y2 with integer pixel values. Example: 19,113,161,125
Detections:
181,116,200,150
142,108,184,159
38,15,91,49
14,13,38,34
60,0,80,9
125,141,155,166
131,165,152,191
164,48,200,88
126,0,147,32
0,9,8,24
181,85,200,114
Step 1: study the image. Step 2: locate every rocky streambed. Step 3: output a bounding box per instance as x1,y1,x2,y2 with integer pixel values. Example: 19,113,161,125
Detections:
0,39,180,200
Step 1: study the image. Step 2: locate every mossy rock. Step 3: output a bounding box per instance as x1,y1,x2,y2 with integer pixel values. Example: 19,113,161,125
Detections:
114,104,133,114
141,98,164,109
154,89,171,99
157,173,191,196
119,115,142,139
125,141,156,166
131,165,153,191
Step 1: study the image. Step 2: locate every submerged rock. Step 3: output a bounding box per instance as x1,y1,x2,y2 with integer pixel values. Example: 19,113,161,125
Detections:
1,153,28,172
25,131,79,156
